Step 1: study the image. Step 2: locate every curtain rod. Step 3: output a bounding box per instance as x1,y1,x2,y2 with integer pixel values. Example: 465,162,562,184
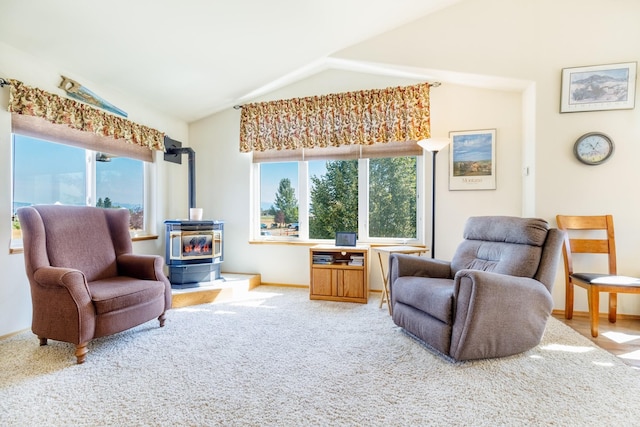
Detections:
0,78,11,87
233,81,441,110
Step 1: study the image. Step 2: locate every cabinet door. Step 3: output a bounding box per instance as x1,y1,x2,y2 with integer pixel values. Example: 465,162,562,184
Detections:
338,269,364,299
311,268,334,296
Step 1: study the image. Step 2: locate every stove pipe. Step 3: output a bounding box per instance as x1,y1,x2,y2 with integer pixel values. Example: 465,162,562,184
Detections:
164,136,196,212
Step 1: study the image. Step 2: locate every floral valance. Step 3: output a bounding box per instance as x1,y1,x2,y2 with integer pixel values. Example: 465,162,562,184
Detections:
8,79,165,152
239,82,432,153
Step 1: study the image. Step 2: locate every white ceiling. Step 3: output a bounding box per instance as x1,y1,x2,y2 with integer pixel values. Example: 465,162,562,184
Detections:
0,0,460,123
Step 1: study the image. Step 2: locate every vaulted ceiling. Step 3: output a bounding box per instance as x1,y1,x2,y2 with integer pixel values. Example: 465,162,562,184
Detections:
0,0,460,122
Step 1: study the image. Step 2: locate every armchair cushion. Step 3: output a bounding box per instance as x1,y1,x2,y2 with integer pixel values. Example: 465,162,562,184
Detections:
392,276,454,324
90,277,166,315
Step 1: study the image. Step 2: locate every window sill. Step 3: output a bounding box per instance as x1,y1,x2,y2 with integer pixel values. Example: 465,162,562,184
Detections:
249,239,425,248
9,234,158,254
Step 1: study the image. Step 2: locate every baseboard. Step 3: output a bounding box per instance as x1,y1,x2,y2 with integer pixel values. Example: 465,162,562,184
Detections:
259,282,308,289
0,328,30,341
259,282,384,294
551,309,640,321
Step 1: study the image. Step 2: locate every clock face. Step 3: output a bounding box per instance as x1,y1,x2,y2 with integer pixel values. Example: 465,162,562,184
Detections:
573,133,614,165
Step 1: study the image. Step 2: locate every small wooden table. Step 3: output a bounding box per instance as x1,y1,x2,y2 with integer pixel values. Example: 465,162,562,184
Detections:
374,245,428,314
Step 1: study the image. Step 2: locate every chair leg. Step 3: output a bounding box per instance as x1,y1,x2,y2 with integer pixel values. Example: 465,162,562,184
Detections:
608,292,617,323
38,336,48,346
587,287,600,337
158,312,166,327
75,343,88,364
565,281,574,319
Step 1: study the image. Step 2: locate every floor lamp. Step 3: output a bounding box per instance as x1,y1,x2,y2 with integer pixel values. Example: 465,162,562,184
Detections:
418,138,450,258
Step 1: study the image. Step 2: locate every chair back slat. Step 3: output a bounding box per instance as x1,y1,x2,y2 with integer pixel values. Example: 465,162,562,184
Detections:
570,239,610,254
556,214,617,276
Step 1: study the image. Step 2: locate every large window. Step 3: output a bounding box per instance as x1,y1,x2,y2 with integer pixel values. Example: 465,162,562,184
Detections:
12,134,147,241
255,154,423,244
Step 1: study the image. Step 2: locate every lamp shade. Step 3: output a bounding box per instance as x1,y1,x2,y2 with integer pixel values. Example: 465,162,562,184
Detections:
418,138,450,152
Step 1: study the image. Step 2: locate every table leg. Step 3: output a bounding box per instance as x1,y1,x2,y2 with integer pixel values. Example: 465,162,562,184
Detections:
378,252,392,315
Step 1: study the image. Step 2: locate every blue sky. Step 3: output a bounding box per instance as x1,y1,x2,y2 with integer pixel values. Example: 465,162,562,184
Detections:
451,133,493,162
13,135,143,208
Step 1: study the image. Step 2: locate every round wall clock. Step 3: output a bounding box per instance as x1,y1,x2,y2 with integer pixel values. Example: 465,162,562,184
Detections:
573,132,614,165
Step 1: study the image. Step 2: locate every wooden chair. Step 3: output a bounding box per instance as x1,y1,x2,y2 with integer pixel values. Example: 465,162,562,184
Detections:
556,215,640,337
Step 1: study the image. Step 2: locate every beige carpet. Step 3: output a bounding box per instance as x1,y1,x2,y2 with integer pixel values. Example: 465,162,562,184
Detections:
2,285,640,426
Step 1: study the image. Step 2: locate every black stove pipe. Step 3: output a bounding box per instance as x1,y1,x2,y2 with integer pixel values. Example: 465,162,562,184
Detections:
165,145,196,211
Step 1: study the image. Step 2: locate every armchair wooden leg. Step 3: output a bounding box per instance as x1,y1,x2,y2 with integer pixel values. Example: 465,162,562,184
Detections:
75,343,88,364
588,287,600,338
608,292,617,323
158,313,166,327
38,336,48,346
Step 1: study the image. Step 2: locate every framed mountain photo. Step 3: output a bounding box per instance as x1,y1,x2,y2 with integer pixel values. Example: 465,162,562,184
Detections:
560,62,637,113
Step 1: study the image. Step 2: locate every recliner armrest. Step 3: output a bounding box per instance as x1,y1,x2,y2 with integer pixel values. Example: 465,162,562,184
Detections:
389,253,451,282
450,270,553,360
117,254,165,281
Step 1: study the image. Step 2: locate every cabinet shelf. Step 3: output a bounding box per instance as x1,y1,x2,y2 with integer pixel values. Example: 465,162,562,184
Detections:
309,244,369,304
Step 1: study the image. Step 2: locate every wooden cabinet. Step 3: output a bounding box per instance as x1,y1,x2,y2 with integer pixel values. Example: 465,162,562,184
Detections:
309,245,368,303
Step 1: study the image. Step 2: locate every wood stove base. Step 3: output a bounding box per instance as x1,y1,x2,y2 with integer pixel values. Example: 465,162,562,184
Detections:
169,262,221,288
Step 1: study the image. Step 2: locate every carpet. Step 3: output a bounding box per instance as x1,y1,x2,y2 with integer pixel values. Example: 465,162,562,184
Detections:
1,286,640,426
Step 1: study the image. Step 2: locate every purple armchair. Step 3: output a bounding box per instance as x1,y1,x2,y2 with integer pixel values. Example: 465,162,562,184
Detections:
17,205,171,364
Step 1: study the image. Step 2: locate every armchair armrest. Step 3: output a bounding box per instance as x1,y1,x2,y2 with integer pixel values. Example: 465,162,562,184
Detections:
33,266,92,306
450,270,553,360
117,254,166,281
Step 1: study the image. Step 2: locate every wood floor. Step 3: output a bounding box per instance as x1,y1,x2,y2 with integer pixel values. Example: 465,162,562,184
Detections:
551,312,640,370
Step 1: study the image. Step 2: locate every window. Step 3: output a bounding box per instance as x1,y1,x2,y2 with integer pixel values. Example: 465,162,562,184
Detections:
254,152,423,244
12,133,147,241
259,162,299,237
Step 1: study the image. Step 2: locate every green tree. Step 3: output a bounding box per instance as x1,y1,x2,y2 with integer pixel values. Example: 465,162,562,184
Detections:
309,160,358,239
103,197,112,208
96,198,104,207
369,157,417,238
273,178,298,226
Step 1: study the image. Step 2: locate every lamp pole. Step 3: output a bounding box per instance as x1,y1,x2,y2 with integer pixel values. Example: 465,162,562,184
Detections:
417,138,450,259
430,150,438,258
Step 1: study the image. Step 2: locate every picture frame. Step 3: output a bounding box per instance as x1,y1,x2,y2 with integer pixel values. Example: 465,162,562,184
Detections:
560,62,637,113
449,129,496,191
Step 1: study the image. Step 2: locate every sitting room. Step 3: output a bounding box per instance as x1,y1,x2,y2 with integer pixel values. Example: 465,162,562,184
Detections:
1,0,640,425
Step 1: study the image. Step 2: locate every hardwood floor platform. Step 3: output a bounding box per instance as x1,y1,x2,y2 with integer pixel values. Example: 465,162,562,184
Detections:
171,273,261,308
552,312,640,370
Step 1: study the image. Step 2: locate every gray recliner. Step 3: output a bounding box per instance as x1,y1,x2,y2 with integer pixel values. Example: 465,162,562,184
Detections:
389,216,565,361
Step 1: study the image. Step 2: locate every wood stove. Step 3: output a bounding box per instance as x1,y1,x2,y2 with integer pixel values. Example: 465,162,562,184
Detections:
163,136,225,288
164,219,224,288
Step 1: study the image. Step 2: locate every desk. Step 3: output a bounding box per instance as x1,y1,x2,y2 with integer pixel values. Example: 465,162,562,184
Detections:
374,246,428,314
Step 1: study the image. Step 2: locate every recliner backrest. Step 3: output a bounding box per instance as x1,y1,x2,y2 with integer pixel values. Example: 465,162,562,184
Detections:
450,216,549,279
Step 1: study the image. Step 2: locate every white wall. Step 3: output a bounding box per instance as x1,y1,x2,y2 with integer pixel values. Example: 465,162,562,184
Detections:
0,42,189,337
191,0,640,316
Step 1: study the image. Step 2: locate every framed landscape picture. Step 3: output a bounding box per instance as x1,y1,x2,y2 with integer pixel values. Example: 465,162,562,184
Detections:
449,129,496,191
560,62,637,113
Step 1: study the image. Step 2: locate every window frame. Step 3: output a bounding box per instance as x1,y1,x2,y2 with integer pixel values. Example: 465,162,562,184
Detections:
251,155,425,245
10,132,155,249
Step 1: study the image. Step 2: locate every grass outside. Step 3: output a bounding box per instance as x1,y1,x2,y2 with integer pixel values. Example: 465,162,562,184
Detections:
260,215,298,237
